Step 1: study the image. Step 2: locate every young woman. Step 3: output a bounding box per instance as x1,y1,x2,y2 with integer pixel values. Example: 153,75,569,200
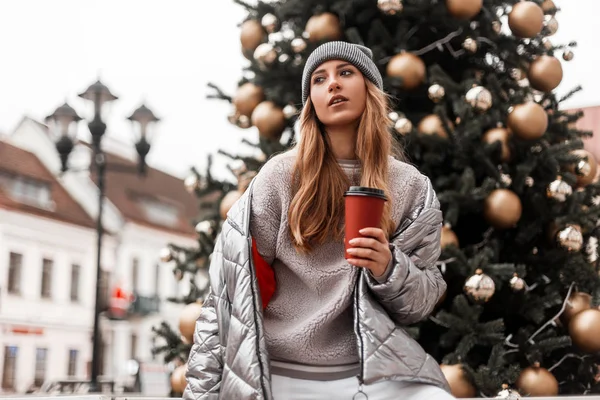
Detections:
184,41,453,400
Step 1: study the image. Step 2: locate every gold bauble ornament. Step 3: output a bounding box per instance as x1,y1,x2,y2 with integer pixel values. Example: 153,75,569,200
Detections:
569,309,600,353
576,306,600,351
515,363,559,397
378,0,404,15
179,301,204,343
507,102,548,140
510,274,526,292
482,127,511,162
541,0,556,14
394,118,413,135
305,13,343,42
508,1,544,38
441,225,459,248
220,190,244,220
240,20,266,59
562,292,592,324
253,43,277,68
483,189,522,229
233,83,265,117
170,365,188,393
563,50,574,61
418,114,451,138
496,384,522,399
547,177,572,202
439,364,477,398
463,37,478,53
466,86,492,112
464,269,495,303
251,101,287,140
428,84,446,103
386,53,426,90
528,56,563,92
445,0,483,19
570,149,598,187
556,224,583,252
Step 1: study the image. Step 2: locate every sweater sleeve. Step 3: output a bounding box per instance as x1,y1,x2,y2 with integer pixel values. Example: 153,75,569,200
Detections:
364,173,446,325
249,157,285,265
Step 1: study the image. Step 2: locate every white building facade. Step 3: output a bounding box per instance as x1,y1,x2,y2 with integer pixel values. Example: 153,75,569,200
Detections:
2,118,200,394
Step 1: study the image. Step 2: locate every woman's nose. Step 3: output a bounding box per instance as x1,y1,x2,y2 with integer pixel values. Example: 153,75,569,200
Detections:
328,79,341,92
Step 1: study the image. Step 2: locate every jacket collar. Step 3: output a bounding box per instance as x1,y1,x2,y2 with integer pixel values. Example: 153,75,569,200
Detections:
225,177,256,238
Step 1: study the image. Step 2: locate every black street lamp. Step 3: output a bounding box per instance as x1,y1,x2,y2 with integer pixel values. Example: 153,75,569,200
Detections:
46,79,160,393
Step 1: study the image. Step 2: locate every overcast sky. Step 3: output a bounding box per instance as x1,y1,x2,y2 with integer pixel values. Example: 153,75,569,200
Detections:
0,0,598,180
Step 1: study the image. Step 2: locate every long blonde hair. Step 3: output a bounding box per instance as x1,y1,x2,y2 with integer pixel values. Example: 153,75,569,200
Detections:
288,80,397,254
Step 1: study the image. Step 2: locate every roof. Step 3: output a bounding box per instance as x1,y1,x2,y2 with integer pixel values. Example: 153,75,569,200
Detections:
0,141,96,229
572,105,600,161
88,147,200,237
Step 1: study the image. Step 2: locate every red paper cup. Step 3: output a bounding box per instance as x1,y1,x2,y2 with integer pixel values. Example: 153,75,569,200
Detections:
344,186,387,259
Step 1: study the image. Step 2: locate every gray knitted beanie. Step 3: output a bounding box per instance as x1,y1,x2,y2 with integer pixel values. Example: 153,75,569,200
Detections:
301,41,383,105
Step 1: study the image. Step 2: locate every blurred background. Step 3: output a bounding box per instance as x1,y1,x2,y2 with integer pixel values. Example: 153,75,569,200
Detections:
1,0,600,397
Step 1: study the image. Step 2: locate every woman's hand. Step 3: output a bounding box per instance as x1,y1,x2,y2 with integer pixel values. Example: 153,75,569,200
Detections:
346,227,392,278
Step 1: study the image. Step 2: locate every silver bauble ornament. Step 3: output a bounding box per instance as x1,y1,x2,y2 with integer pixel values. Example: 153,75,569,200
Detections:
291,37,307,53
261,13,279,33
510,274,526,292
557,225,583,252
283,104,298,119
464,269,496,303
466,86,493,111
463,37,478,53
547,178,572,202
254,43,277,68
428,84,446,103
394,118,413,135
544,16,558,35
496,384,522,399
195,220,215,235
184,174,199,193
378,0,403,15
159,247,173,262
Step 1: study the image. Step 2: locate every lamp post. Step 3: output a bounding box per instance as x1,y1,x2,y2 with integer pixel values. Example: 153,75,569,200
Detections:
46,79,160,393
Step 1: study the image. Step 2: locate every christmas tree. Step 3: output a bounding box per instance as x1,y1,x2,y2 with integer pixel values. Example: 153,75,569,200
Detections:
153,0,600,397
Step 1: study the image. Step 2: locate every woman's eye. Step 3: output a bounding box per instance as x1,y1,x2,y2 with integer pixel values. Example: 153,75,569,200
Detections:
341,70,353,76
313,76,325,84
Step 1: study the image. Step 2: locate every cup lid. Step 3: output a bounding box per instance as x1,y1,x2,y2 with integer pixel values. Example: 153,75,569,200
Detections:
344,186,387,200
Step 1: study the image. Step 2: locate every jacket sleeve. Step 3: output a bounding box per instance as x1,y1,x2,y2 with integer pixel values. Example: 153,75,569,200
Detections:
364,174,446,326
183,235,225,400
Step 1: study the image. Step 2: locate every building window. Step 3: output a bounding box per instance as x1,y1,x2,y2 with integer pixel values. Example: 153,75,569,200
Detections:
0,172,52,209
67,349,78,377
34,348,48,386
131,333,138,359
40,259,53,299
70,264,80,302
138,198,179,227
1,346,18,390
7,252,22,295
132,258,139,293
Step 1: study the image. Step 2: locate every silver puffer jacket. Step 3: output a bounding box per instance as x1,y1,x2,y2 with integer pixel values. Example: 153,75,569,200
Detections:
183,177,451,400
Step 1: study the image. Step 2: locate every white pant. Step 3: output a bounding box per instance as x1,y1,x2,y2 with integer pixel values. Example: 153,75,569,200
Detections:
272,374,456,400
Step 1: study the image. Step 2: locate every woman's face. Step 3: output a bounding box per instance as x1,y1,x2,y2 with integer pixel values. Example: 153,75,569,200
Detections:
310,60,367,128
